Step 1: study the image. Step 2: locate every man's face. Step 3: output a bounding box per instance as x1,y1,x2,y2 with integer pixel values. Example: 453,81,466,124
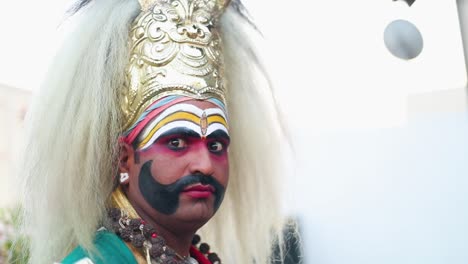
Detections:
122,99,230,229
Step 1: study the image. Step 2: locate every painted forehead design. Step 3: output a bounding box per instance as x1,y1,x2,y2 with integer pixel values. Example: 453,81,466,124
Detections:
137,103,229,150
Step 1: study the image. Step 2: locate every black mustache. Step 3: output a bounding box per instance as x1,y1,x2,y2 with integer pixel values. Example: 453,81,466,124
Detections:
163,172,223,193
139,160,225,215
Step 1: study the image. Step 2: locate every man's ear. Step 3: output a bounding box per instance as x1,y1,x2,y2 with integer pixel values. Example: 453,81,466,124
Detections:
119,142,135,175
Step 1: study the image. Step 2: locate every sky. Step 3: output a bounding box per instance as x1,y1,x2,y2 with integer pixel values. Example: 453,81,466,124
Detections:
244,0,467,130
0,0,71,91
0,1,465,101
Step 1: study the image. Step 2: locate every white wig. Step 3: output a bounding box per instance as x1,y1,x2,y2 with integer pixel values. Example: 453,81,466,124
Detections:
18,0,289,263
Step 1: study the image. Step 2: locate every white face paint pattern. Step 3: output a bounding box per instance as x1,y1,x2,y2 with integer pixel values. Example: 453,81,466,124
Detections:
136,103,229,150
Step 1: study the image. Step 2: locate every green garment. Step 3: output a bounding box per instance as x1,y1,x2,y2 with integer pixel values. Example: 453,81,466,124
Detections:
61,230,137,264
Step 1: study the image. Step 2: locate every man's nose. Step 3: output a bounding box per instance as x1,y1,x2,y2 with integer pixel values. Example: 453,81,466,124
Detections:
188,145,214,176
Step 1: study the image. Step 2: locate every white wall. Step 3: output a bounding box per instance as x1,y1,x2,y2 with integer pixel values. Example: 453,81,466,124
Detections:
289,111,468,264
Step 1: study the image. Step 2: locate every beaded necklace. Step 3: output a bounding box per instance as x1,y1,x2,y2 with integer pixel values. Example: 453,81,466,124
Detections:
108,208,221,264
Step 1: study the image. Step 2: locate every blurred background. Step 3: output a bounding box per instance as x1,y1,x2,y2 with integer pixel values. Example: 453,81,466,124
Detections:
1,0,468,263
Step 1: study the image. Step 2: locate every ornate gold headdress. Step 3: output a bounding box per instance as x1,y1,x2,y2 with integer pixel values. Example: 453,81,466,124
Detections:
121,0,230,131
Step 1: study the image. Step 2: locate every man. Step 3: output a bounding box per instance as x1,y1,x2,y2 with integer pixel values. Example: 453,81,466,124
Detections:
19,0,293,263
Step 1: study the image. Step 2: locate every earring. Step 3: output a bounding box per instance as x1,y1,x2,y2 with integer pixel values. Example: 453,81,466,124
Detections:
120,172,129,183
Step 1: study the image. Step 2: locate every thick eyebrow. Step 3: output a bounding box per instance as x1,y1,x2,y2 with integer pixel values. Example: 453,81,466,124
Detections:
206,130,230,142
157,127,201,140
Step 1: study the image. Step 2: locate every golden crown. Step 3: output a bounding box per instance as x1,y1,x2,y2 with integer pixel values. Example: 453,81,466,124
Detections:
120,0,230,131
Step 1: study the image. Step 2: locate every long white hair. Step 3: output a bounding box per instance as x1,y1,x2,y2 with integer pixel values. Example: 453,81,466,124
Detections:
18,0,288,263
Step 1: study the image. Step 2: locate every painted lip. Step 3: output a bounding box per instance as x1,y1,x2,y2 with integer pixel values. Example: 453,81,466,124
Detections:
182,184,215,198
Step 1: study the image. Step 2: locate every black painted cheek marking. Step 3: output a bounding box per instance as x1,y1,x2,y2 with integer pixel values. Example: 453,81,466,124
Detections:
138,160,226,215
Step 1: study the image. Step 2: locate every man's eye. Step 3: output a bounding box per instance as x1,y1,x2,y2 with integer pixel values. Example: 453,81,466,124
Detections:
167,138,187,150
208,141,224,153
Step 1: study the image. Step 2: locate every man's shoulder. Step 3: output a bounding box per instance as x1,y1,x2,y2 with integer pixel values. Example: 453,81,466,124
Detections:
60,230,137,264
